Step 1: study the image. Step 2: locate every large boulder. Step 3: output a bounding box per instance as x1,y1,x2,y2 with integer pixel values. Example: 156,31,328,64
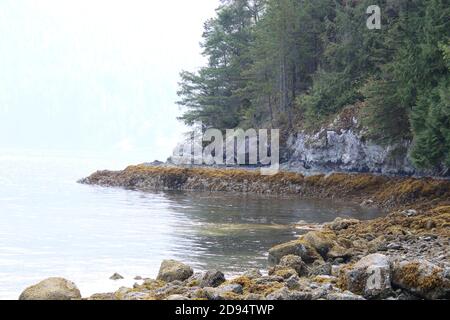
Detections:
157,260,194,283
392,260,450,300
19,277,81,300
339,254,392,299
268,240,322,265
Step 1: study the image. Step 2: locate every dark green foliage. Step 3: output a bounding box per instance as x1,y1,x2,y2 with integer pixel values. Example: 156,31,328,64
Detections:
177,0,450,170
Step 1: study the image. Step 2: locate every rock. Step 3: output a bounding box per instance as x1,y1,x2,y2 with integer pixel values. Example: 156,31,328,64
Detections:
254,276,284,285
266,287,312,300
327,217,360,231
110,273,124,280
339,254,392,299
285,275,301,290
244,293,264,300
327,245,353,260
308,262,332,277
326,291,365,300
157,260,194,283
268,240,321,265
392,260,450,300
360,199,374,207
218,284,243,295
242,269,262,279
200,270,226,288
204,284,243,300
303,231,337,258
19,278,81,300
386,243,403,251
88,293,117,300
268,267,298,279
286,125,415,175
425,220,436,230
402,209,418,217
166,294,189,300
279,255,307,276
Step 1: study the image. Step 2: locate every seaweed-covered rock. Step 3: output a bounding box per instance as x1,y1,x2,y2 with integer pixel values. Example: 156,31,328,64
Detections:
278,255,307,276
339,254,392,299
19,278,81,300
204,284,244,300
157,260,194,283
268,240,321,265
266,287,312,300
326,218,360,231
392,260,450,300
268,267,298,279
303,231,337,258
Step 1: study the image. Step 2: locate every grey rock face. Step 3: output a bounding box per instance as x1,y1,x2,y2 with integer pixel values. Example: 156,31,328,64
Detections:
286,128,415,175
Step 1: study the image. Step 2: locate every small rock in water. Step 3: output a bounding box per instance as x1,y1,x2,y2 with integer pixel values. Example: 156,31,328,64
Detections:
134,276,143,280
110,273,124,280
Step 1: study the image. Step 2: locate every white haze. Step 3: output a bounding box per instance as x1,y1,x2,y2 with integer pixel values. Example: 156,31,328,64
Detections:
0,0,219,165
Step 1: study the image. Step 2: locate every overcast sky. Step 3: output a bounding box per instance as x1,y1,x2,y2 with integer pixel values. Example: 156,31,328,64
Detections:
0,0,219,163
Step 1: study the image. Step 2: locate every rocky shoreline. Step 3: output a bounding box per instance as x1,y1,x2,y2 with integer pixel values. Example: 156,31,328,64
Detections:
19,166,449,300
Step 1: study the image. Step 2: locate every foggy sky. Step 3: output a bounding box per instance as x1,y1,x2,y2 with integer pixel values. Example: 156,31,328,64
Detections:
0,0,219,162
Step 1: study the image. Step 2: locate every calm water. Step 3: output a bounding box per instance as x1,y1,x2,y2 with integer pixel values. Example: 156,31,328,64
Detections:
0,151,383,299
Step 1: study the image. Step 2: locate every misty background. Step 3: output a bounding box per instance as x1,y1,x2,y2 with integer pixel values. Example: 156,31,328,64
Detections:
0,0,219,165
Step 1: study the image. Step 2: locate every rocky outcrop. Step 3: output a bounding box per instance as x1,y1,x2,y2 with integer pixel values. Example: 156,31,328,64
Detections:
157,260,194,283
19,278,81,300
286,129,414,175
284,106,417,175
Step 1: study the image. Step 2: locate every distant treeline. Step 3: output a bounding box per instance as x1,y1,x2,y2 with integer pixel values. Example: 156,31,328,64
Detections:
176,0,450,170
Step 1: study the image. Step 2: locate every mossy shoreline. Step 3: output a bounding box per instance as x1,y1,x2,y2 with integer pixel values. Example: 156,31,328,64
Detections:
73,165,450,300
80,165,450,211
